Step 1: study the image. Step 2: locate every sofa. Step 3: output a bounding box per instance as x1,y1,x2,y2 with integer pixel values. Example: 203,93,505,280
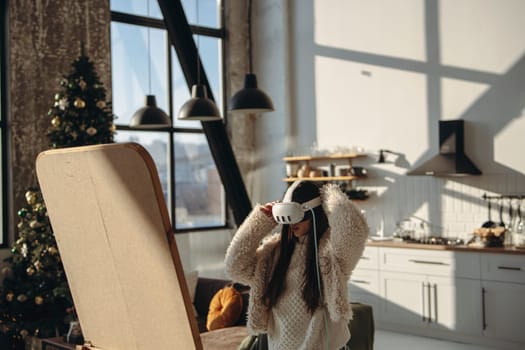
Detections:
195,277,374,350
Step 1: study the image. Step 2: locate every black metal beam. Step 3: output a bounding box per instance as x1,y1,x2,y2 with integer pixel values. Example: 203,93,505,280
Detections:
157,0,252,226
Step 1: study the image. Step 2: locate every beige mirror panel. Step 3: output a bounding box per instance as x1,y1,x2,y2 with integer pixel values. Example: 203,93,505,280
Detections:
36,143,202,350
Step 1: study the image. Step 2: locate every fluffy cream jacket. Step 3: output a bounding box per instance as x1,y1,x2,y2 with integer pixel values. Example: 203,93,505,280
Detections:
225,184,369,334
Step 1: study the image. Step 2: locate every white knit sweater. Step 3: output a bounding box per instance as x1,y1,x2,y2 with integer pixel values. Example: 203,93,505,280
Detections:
267,236,349,349
225,184,369,349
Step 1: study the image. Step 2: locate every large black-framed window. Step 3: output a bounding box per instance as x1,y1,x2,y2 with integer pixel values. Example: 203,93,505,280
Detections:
110,0,227,232
0,0,8,247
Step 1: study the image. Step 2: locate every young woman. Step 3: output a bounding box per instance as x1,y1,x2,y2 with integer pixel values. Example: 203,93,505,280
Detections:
225,181,369,350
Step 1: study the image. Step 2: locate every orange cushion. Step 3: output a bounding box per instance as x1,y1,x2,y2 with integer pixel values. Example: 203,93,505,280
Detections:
206,286,243,331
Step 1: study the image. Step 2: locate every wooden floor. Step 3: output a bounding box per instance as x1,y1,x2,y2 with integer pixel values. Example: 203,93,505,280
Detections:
375,330,499,350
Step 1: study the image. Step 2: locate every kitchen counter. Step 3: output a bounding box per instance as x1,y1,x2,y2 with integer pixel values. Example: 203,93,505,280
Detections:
366,240,525,255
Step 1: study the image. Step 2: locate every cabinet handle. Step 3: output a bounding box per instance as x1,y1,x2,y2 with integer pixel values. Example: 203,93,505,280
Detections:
482,287,487,331
497,266,521,271
427,283,432,323
409,259,449,266
421,282,427,322
432,283,438,323
351,279,370,285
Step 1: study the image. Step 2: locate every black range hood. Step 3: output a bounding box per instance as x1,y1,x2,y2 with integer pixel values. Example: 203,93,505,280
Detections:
407,120,482,176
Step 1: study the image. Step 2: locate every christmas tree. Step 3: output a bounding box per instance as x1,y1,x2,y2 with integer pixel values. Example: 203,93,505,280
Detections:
0,54,115,349
47,54,115,147
0,190,74,347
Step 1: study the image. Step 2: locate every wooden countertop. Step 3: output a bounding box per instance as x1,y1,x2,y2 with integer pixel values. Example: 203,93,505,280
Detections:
366,240,525,255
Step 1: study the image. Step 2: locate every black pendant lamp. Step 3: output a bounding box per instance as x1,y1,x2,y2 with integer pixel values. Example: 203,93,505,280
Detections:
178,0,221,121
178,84,221,121
229,0,274,114
130,1,171,128
130,95,170,128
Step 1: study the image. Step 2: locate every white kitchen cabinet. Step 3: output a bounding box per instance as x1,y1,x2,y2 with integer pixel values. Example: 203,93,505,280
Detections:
379,248,482,337
481,281,525,343
349,246,381,314
380,271,427,328
428,276,482,335
481,253,525,343
380,272,481,335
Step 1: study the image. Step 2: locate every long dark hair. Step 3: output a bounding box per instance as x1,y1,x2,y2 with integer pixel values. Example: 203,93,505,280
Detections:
263,181,329,313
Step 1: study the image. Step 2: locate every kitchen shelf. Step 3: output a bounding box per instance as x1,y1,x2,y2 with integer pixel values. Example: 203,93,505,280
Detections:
283,175,361,182
282,153,368,195
283,153,367,163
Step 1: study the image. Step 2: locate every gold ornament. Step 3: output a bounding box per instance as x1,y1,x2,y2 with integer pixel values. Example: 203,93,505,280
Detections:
26,267,35,276
6,292,14,302
51,116,61,127
110,124,116,132
96,100,106,109
74,98,86,109
34,260,44,271
29,220,43,229
25,190,37,205
86,127,97,136
48,246,58,255
17,294,28,303
79,79,87,90
58,98,68,110
34,296,44,305
1,266,12,276
21,243,28,258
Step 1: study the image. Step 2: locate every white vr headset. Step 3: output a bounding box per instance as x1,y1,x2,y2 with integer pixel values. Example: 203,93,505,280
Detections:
272,180,322,224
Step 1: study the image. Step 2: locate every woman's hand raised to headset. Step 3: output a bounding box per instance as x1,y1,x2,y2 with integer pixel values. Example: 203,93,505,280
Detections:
260,202,278,219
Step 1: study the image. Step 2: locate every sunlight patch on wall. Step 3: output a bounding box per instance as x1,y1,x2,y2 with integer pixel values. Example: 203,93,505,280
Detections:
495,113,525,174
314,0,425,61
314,56,428,160
440,0,525,74
440,78,490,120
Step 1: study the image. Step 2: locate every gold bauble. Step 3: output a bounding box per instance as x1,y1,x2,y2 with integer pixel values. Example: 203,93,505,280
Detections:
34,260,44,271
25,191,37,205
74,98,86,109
86,127,97,136
34,296,44,305
96,100,106,109
6,292,14,302
29,220,43,229
110,124,116,132
51,116,61,127
26,267,35,276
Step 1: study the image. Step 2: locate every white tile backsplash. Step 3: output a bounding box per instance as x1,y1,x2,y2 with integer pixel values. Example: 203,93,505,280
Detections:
359,172,525,241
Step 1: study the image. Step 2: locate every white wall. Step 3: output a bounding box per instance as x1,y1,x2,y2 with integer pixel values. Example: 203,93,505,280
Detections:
251,0,525,240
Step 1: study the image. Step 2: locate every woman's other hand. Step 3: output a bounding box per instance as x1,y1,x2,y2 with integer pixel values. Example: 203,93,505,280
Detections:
260,202,277,219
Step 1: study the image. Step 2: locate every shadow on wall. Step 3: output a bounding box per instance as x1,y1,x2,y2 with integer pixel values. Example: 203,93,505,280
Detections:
288,0,525,238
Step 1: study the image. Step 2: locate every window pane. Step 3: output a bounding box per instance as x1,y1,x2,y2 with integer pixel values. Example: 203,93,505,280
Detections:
181,0,220,28
110,0,163,19
174,133,224,229
111,23,168,126
172,35,223,128
114,131,171,212
198,35,223,111
171,46,198,129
